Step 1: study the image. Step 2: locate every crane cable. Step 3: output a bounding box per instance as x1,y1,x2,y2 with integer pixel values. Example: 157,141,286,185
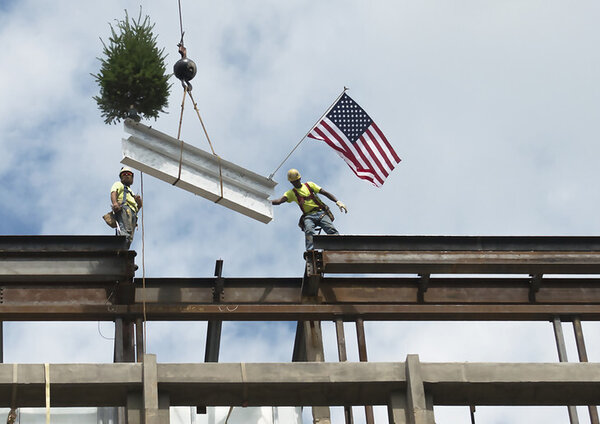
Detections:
173,0,224,202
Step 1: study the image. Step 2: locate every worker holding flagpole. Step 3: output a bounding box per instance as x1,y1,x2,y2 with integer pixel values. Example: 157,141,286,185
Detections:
269,88,399,252
271,168,347,252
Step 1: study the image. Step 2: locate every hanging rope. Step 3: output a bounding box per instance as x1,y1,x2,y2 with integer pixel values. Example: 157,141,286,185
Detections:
268,86,349,179
44,363,50,424
141,172,148,356
187,90,225,202
173,86,188,186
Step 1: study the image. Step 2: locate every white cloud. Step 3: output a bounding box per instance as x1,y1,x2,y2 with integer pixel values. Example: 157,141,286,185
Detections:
1,1,600,423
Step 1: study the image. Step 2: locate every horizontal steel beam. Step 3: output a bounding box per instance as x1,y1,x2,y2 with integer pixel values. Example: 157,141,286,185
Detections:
5,276,600,306
0,252,135,283
1,361,599,407
134,303,600,321
122,119,276,223
0,235,130,252
320,251,600,274
3,303,598,321
2,277,600,320
313,235,600,251
0,236,135,285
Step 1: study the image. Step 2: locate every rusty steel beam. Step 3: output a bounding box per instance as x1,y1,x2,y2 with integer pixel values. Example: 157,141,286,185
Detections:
312,235,600,252
320,251,600,274
133,277,600,305
0,235,130,252
1,296,600,321
130,303,600,321
1,276,600,320
5,276,600,307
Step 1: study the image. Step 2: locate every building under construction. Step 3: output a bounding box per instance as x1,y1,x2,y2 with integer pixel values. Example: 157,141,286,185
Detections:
0,234,599,424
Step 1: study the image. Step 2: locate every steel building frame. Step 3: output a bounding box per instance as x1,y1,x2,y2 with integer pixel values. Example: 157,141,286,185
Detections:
1,235,599,424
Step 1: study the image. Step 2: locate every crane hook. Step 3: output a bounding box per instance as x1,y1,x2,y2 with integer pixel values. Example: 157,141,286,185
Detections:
173,32,197,92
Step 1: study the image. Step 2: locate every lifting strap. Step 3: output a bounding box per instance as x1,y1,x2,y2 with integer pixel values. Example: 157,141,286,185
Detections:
292,183,334,230
292,183,327,214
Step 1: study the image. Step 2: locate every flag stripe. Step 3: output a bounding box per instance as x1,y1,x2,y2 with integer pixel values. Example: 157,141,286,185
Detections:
361,129,392,175
313,124,384,186
322,119,387,185
372,122,401,164
356,134,389,179
312,120,385,186
307,93,399,187
320,120,383,181
364,128,394,171
312,126,364,172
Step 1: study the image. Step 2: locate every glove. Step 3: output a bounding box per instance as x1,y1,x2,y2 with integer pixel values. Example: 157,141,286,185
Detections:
336,200,348,213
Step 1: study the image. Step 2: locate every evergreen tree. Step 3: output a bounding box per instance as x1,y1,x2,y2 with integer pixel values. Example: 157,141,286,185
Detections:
93,10,171,124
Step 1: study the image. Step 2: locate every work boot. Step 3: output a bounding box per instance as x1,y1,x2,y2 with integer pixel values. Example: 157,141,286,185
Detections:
303,250,314,260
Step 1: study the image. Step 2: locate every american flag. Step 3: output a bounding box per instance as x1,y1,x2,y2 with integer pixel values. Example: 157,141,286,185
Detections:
307,93,400,187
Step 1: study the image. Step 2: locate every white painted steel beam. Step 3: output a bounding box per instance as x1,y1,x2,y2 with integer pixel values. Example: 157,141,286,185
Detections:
122,119,277,223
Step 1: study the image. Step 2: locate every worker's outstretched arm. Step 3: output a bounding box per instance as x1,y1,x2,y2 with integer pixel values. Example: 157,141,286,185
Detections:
320,189,347,213
271,195,288,205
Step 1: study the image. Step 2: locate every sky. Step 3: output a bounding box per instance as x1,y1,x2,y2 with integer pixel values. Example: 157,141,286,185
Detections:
1,0,600,422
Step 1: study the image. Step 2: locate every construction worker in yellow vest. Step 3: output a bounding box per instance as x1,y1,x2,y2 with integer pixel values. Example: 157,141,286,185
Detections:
111,166,143,248
272,169,347,251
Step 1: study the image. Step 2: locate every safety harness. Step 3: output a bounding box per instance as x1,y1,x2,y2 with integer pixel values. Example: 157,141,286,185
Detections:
292,183,334,230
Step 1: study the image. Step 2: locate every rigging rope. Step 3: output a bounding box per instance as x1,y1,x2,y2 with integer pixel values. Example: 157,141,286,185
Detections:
173,86,188,186
187,90,225,202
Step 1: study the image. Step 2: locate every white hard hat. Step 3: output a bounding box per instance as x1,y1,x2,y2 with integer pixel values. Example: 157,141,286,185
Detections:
119,166,134,177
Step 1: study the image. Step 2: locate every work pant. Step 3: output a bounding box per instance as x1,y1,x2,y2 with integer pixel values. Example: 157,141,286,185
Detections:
303,210,338,251
115,206,137,248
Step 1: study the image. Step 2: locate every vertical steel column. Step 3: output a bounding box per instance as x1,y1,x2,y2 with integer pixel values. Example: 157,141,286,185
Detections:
114,318,126,424
204,321,222,362
0,321,3,363
573,318,599,424
115,318,136,423
123,321,136,363
114,318,124,363
136,318,144,363
304,320,331,423
205,260,224,363
552,317,579,424
355,319,374,424
335,320,354,424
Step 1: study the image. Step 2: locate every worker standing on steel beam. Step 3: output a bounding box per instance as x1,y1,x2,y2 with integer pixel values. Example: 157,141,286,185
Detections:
272,169,347,252
110,166,143,248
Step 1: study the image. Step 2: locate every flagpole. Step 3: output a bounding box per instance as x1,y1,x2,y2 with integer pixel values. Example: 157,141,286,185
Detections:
268,86,349,180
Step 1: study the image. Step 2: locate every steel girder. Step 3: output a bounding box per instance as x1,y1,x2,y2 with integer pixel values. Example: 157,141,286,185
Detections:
121,119,276,223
